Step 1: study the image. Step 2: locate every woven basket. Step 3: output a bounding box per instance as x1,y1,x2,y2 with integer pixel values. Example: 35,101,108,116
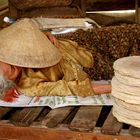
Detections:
9,0,73,10
8,0,86,19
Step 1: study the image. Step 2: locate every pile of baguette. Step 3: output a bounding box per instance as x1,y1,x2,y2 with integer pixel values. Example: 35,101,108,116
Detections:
111,56,140,128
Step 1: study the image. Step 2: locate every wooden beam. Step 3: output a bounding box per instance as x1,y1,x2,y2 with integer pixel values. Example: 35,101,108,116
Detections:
135,0,139,23
0,125,139,140
0,3,8,12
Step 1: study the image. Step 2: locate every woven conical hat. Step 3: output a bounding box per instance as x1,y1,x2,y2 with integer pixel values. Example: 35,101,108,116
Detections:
0,18,62,68
113,56,140,78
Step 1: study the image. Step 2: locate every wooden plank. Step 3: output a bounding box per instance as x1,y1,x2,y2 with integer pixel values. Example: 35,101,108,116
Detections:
0,120,15,127
0,3,8,11
138,8,140,24
31,107,51,127
33,107,51,122
40,107,73,128
96,106,112,127
8,1,19,19
129,126,140,137
62,106,80,124
0,107,13,119
0,125,139,140
69,106,102,132
0,8,8,16
101,110,123,135
10,107,44,126
135,0,139,23
0,8,9,28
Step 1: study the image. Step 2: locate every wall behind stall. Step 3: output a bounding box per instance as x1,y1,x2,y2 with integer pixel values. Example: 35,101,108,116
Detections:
0,0,139,26
0,0,9,28
84,0,136,26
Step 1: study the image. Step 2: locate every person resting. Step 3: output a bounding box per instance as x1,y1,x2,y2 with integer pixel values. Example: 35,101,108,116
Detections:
0,18,111,102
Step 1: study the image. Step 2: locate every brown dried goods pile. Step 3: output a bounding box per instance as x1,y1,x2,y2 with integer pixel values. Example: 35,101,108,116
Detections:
57,24,140,80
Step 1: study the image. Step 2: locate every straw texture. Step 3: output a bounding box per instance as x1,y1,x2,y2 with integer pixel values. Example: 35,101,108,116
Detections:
111,77,140,96
112,88,140,104
113,56,140,78
0,18,62,68
113,106,140,128
114,72,140,86
111,56,140,128
114,98,140,112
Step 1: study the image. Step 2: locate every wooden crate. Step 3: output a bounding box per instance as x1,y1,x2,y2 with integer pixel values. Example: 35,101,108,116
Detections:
0,2,9,28
0,105,139,140
8,0,86,19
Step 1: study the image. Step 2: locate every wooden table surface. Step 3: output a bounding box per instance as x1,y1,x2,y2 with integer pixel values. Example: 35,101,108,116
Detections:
0,106,139,140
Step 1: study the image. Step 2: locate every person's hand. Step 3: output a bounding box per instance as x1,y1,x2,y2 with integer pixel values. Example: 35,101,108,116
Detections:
3,87,19,102
45,32,60,48
0,61,21,81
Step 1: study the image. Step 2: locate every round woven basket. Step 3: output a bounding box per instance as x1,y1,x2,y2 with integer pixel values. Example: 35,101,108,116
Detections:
9,0,73,10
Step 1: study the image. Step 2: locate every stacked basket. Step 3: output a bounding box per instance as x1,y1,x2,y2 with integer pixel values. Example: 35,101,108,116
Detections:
111,56,140,128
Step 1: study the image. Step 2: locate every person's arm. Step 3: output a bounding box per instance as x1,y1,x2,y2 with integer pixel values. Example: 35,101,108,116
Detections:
92,83,111,94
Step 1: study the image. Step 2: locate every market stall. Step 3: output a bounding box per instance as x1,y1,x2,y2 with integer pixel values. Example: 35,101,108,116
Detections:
0,0,139,140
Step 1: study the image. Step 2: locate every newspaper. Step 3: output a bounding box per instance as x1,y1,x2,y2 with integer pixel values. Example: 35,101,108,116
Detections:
0,94,113,109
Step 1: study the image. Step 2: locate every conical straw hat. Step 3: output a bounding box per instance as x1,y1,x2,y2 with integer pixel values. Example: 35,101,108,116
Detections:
0,18,62,68
113,56,140,78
